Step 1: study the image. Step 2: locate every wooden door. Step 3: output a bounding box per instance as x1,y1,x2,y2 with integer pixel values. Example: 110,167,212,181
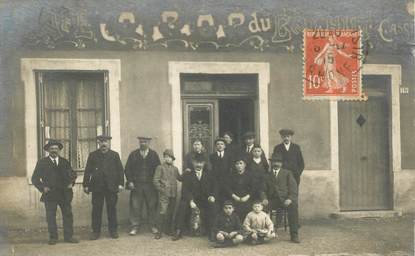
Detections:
183,99,219,156
338,79,392,211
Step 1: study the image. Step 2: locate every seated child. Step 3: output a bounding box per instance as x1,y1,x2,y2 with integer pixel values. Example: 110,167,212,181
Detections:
243,200,276,244
213,200,244,247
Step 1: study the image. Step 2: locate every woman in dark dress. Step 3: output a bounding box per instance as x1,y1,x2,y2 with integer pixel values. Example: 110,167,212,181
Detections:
183,139,211,172
247,144,269,202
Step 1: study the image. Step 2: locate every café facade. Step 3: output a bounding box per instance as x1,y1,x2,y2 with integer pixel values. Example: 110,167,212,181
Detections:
0,0,414,228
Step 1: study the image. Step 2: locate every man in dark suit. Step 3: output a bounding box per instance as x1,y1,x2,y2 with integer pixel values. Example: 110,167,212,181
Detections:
83,135,124,240
125,136,161,235
209,137,232,204
272,129,305,186
172,155,218,241
31,140,78,245
263,154,300,243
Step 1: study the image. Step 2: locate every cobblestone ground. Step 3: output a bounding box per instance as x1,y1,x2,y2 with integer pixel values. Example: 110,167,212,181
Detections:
1,216,413,256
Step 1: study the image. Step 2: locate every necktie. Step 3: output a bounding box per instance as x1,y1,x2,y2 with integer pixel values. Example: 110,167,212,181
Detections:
246,146,250,153
52,159,57,166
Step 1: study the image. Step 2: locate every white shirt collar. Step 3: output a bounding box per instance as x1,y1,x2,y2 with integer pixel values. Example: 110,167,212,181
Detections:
284,142,291,151
49,156,59,165
253,157,261,164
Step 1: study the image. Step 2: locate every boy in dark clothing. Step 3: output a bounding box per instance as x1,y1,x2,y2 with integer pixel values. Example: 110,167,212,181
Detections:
213,200,244,248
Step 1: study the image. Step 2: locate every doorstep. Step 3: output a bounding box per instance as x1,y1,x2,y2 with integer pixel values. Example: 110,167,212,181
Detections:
329,210,403,219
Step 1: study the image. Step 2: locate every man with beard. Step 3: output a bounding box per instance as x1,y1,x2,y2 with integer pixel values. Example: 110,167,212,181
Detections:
83,135,124,240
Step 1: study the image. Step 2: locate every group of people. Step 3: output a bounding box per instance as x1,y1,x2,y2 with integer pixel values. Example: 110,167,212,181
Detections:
31,129,304,247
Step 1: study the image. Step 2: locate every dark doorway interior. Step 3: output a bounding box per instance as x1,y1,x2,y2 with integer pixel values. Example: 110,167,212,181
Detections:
219,99,255,145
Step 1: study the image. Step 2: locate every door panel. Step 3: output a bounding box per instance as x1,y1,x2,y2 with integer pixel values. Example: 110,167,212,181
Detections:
339,81,391,211
183,100,219,156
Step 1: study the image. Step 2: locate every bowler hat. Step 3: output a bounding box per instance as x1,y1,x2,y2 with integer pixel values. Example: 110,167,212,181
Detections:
269,153,283,162
163,149,176,160
242,131,255,139
96,134,112,141
137,136,152,141
43,139,63,151
214,137,226,144
279,129,294,136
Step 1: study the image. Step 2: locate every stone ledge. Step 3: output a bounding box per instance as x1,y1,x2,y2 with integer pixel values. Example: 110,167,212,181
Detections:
329,210,403,219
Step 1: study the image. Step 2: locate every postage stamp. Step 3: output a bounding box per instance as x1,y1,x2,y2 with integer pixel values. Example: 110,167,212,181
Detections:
303,29,365,100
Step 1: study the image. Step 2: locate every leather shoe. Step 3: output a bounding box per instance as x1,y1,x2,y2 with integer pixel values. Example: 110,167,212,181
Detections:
171,230,182,241
110,232,119,239
154,232,162,240
64,237,79,243
90,232,100,240
48,238,58,245
129,227,139,236
290,236,300,243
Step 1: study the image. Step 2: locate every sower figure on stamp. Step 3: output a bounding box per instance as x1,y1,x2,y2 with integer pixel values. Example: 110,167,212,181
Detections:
125,136,161,236
31,140,78,245
263,154,300,243
173,154,218,241
272,129,304,186
83,135,124,240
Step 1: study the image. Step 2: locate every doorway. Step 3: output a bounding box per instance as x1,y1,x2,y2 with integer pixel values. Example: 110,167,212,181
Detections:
338,75,393,211
181,74,257,155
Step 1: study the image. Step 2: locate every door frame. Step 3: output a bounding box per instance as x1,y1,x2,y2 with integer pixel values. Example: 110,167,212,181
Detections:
169,61,270,170
332,64,401,211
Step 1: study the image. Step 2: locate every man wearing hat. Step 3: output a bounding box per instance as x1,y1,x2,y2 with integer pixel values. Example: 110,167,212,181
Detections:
272,129,304,186
209,137,233,204
125,136,161,235
172,154,218,241
31,139,78,245
263,154,300,243
83,135,124,240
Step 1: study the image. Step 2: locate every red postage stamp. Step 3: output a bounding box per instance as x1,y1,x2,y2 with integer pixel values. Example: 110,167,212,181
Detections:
303,29,364,100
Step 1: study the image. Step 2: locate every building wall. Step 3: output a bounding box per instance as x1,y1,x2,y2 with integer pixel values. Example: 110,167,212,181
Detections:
0,49,414,228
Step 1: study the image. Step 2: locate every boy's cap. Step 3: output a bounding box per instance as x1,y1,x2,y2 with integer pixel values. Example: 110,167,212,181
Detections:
234,155,248,164
269,153,283,163
214,137,226,144
163,149,175,160
192,154,206,162
279,129,294,136
223,200,234,207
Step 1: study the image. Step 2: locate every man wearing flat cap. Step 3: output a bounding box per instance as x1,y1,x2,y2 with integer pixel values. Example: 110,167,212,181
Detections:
83,135,124,240
272,129,304,186
125,136,161,235
31,139,78,245
263,154,300,243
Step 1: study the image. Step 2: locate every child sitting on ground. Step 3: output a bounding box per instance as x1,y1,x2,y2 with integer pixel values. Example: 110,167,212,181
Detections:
212,200,244,248
243,200,276,245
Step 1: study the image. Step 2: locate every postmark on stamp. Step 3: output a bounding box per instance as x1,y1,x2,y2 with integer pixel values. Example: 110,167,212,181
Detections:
303,29,365,100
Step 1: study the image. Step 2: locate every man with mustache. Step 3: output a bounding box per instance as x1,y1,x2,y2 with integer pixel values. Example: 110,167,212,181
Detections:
83,135,124,240
31,139,78,245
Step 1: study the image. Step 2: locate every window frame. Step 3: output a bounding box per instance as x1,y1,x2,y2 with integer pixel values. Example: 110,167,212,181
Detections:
21,58,121,184
35,70,110,172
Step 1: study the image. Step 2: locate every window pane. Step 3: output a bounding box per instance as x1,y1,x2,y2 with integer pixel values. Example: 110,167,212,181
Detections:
76,75,104,169
43,77,71,160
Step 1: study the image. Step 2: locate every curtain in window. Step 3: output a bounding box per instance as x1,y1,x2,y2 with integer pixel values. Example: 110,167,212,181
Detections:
44,78,71,160
76,77,104,169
